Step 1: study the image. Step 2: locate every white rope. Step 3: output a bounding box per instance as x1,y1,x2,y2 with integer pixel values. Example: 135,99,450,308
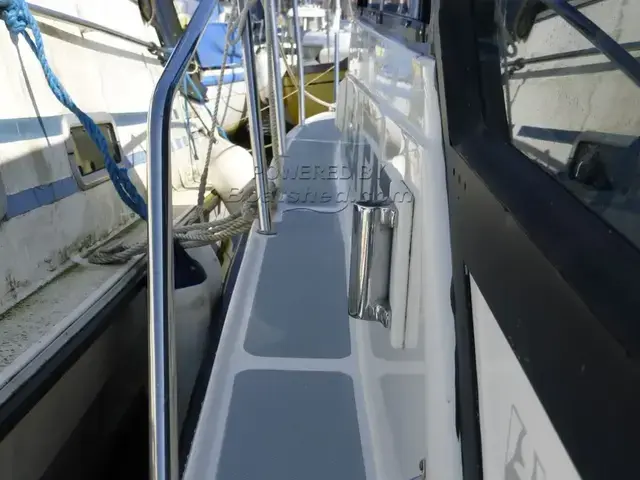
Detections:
87,187,259,265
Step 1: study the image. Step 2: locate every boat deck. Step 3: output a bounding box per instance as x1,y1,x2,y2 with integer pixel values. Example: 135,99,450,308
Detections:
183,115,377,479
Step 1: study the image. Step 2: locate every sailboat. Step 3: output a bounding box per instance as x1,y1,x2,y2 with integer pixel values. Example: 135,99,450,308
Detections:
0,0,253,477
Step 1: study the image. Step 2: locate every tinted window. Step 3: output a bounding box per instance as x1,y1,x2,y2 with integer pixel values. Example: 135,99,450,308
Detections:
496,0,640,248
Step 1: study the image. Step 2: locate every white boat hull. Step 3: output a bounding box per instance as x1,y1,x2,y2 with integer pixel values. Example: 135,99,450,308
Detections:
0,0,254,477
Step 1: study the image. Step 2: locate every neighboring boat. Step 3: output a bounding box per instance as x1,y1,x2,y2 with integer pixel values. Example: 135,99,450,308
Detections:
280,55,348,122
301,17,351,63
255,4,350,125
0,0,254,477
175,0,248,134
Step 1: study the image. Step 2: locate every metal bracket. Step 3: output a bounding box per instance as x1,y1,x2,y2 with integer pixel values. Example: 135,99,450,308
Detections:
347,173,413,344
409,458,426,480
348,198,396,327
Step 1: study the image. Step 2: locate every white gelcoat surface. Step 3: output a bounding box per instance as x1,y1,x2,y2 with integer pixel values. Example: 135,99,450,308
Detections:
185,18,461,480
470,276,582,480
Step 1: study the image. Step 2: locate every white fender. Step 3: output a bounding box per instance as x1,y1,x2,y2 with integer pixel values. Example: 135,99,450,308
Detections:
317,45,350,65
204,135,256,214
174,246,223,428
255,48,287,104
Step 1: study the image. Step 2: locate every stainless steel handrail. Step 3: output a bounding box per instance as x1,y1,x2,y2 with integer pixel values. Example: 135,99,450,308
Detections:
265,0,287,164
27,2,157,50
291,0,305,124
239,0,273,234
146,0,219,478
333,29,340,104
332,8,341,105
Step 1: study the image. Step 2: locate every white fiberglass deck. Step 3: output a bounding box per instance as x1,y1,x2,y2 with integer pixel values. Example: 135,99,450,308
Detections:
183,115,379,479
184,20,465,479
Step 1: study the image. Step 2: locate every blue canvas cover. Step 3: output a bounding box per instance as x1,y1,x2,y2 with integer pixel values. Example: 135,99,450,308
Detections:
196,23,243,69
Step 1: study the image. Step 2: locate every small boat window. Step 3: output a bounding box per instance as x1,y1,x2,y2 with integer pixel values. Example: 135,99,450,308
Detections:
68,122,123,190
70,123,122,176
490,0,640,249
382,0,410,16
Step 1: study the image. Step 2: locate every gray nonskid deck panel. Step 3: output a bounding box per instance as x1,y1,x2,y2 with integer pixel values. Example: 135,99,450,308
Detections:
184,116,371,480
244,210,350,359
282,119,347,209
246,117,351,358
218,370,366,480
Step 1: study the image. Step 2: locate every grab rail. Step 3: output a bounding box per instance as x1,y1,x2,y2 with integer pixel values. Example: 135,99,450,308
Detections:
239,0,274,234
146,0,219,478
26,2,157,51
265,0,287,165
332,8,341,105
291,0,306,124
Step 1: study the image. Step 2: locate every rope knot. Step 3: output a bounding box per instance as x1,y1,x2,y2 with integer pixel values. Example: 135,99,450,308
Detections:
1,0,31,37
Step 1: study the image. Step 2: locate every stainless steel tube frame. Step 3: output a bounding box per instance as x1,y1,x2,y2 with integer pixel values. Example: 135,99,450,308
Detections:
146,0,218,479
238,0,274,234
333,30,340,104
291,0,305,124
265,0,287,157
333,9,341,105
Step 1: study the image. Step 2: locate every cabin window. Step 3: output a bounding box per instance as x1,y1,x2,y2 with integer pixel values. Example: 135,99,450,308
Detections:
68,123,123,190
487,0,640,249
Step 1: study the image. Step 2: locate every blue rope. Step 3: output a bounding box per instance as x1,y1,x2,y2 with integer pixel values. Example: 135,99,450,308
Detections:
1,0,148,220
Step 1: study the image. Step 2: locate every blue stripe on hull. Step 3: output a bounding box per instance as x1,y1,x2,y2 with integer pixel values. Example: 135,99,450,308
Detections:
4,135,191,220
5,176,79,218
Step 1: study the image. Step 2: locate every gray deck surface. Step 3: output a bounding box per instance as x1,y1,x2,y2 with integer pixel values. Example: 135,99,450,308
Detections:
185,116,370,480
244,210,350,358
245,118,350,358
218,370,366,480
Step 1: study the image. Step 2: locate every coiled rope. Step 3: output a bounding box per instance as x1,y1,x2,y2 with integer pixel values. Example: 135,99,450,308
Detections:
0,0,148,220
88,187,259,264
